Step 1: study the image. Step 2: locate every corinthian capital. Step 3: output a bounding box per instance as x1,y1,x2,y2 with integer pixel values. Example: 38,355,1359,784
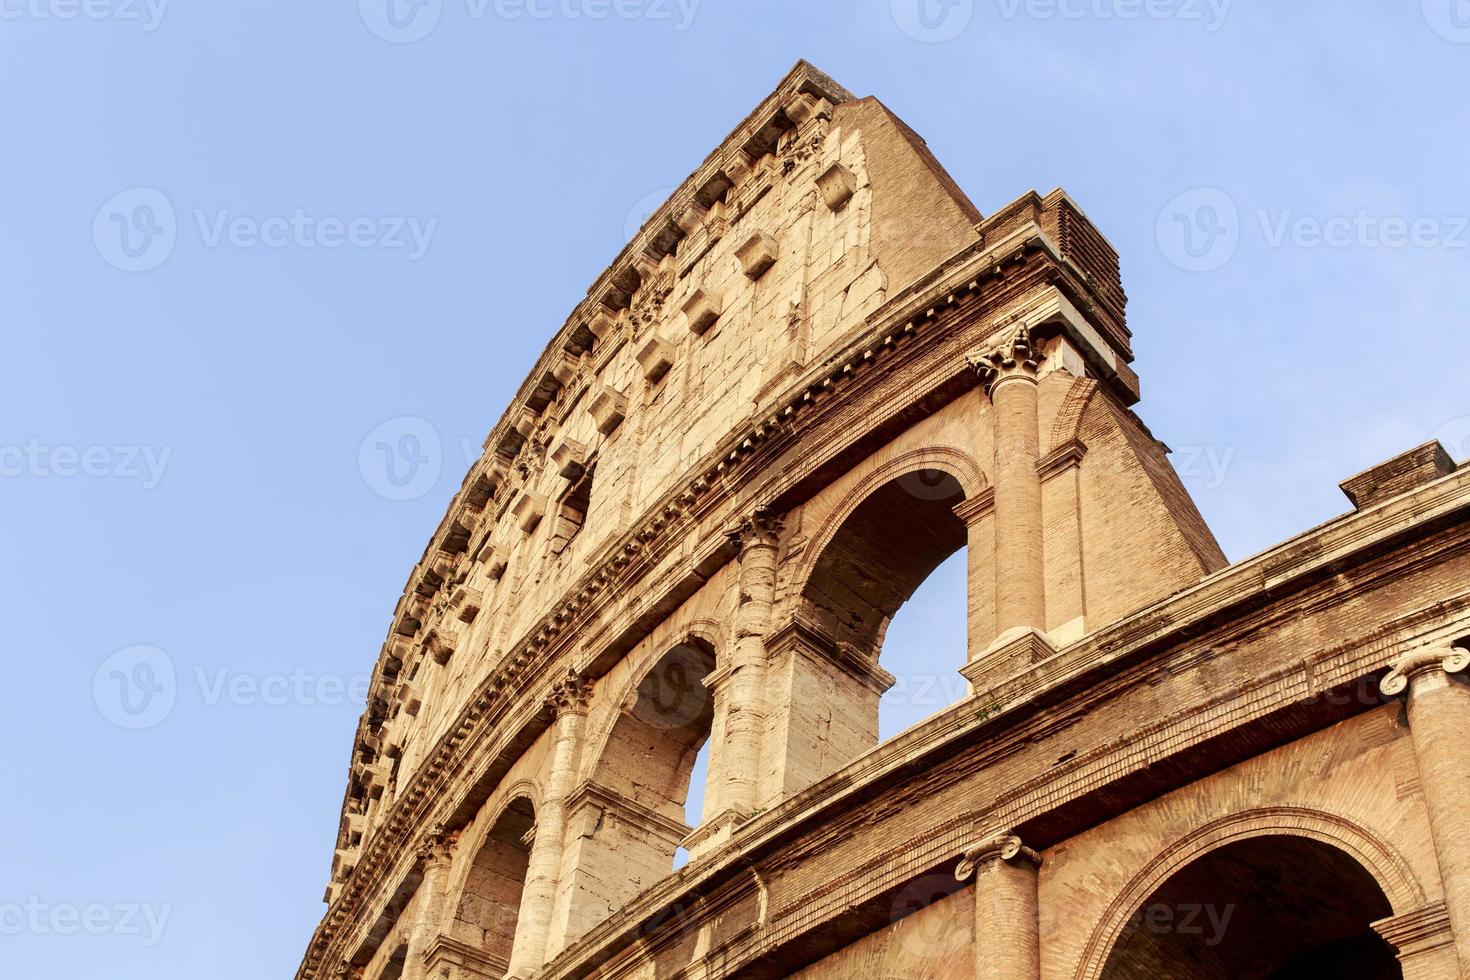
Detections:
546,668,594,715
726,506,784,553
967,322,1046,397
416,824,457,869
955,831,1041,880
1381,642,1470,697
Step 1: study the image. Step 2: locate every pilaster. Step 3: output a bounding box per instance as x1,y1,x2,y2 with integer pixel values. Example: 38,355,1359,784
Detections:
1383,641,1470,977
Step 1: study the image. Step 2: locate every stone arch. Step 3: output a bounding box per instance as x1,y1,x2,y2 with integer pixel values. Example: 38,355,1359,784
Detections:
449,794,537,974
796,450,982,657
588,636,717,824
554,637,719,945
1075,806,1426,980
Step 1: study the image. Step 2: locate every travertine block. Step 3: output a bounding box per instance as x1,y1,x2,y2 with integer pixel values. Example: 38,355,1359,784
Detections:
680,289,723,335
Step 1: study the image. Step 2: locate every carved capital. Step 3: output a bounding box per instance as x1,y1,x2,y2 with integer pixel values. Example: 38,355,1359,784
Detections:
726,506,784,553
546,668,594,716
967,322,1046,398
955,832,1041,880
415,824,457,870
1381,642,1470,697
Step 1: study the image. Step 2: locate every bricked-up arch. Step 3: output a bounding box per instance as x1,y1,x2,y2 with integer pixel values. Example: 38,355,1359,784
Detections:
801,469,968,657
1098,834,1400,979
451,796,535,974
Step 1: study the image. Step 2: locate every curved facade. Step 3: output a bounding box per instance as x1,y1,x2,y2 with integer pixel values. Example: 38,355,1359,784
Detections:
300,62,1470,980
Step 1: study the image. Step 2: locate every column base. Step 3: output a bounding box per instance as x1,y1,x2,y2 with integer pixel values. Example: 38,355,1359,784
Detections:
960,626,1059,694
680,805,752,860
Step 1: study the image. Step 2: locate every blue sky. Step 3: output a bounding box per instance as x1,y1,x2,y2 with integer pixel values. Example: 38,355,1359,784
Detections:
3,2,1467,977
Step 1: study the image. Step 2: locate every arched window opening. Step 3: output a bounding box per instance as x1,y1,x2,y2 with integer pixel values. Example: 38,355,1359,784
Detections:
452,796,535,975
1101,835,1400,979
802,469,967,659
587,640,715,873
792,468,971,757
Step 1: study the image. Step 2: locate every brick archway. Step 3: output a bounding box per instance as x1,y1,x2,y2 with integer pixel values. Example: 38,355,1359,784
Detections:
1075,807,1426,980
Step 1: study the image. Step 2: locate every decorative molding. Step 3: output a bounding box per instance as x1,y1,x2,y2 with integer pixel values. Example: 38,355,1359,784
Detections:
726,506,784,553
967,321,1046,397
954,832,1041,880
1380,643,1470,696
1371,902,1454,961
1037,439,1088,480
566,781,690,848
953,487,996,525
546,668,594,716
424,933,506,979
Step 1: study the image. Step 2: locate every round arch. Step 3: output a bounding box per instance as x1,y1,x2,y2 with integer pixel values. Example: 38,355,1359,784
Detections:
1075,806,1426,980
796,446,988,591
796,450,984,658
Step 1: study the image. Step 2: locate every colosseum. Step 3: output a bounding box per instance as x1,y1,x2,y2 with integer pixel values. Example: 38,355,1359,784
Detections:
297,62,1470,980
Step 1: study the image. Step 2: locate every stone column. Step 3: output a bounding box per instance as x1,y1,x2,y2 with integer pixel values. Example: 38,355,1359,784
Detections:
1383,644,1470,977
708,508,782,831
509,669,592,977
955,832,1042,980
404,827,457,980
970,324,1047,635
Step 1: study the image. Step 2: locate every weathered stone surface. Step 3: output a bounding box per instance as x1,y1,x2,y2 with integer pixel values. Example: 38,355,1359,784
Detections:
298,61,1470,980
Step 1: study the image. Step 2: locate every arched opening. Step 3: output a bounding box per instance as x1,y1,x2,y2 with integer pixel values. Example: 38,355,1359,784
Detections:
802,469,967,658
799,468,971,744
1101,834,1401,979
452,796,535,975
591,639,715,860
375,944,406,980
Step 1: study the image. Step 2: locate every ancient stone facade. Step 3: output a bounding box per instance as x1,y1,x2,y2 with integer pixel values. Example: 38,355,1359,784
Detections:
298,62,1470,980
